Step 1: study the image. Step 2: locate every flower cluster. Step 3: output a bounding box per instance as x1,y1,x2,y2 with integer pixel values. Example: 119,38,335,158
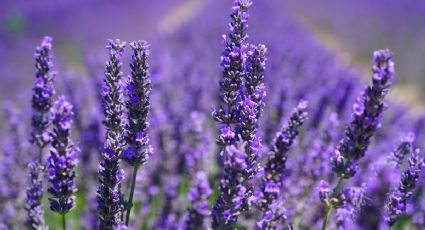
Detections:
185,171,212,230
385,149,424,226
212,0,252,147
391,132,415,167
211,145,249,229
123,40,153,166
331,49,394,179
256,101,308,229
239,44,267,185
97,39,127,229
212,0,271,228
183,112,212,229
25,161,47,229
47,96,79,214
31,36,56,151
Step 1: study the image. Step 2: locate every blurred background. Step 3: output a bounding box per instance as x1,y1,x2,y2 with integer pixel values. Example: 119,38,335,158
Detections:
1,0,424,105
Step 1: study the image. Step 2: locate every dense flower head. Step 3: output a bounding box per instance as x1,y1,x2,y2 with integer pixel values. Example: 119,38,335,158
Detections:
385,149,424,226
47,96,79,214
123,40,153,166
184,171,212,230
25,161,47,229
212,0,253,148
391,132,415,167
244,43,267,110
97,39,127,229
331,49,394,179
212,145,249,229
31,36,56,149
256,101,308,229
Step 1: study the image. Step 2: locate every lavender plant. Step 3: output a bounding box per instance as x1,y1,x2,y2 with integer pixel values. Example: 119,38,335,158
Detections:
25,161,47,229
47,96,79,229
322,49,394,229
390,132,415,168
183,112,212,229
211,0,252,228
212,0,270,228
97,39,127,229
31,36,56,158
26,36,56,229
256,101,308,229
385,149,424,226
123,40,153,226
3,0,425,229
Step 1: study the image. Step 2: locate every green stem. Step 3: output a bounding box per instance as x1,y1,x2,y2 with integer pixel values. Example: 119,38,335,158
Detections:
321,178,346,230
62,213,66,230
125,166,139,226
321,205,332,230
332,178,345,197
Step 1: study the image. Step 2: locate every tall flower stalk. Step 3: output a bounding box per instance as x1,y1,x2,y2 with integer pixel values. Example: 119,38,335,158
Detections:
25,161,47,229
212,0,251,148
26,36,56,229
31,36,56,159
385,149,424,226
184,112,212,229
47,96,79,230
123,40,153,226
97,39,127,229
211,0,261,228
322,49,394,229
256,101,308,229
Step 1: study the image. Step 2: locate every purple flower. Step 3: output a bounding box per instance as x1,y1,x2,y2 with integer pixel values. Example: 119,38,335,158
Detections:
331,49,394,179
256,101,308,229
391,132,415,167
385,149,424,226
123,40,153,166
25,161,47,229
26,36,56,229
212,0,252,148
97,39,127,229
184,172,212,230
47,96,79,214
319,180,330,203
211,145,249,229
31,36,56,151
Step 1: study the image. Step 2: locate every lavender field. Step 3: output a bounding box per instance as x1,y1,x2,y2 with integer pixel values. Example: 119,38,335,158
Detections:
1,0,425,229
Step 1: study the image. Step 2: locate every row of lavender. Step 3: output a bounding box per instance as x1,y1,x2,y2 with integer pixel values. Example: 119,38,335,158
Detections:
1,0,425,229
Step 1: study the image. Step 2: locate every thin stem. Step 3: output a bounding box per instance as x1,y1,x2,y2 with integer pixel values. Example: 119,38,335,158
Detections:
321,178,346,230
39,147,43,164
125,165,139,226
62,213,66,230
332,178,345,197
321,205,332,230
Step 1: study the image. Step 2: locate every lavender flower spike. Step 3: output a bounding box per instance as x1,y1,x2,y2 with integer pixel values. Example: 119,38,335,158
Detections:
390,132,415,168
323,49,394,230
331,49,394,179
239,43,267,185
47,96,79,217
185,171,212,230
26,36,56,229
25,161,47,229
123,40,152,166
256,101,308,229
211,145,248,229
385,149,424,226
212,0,252,147
97,39,127,229
31,36,56,154
123,40,153,225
